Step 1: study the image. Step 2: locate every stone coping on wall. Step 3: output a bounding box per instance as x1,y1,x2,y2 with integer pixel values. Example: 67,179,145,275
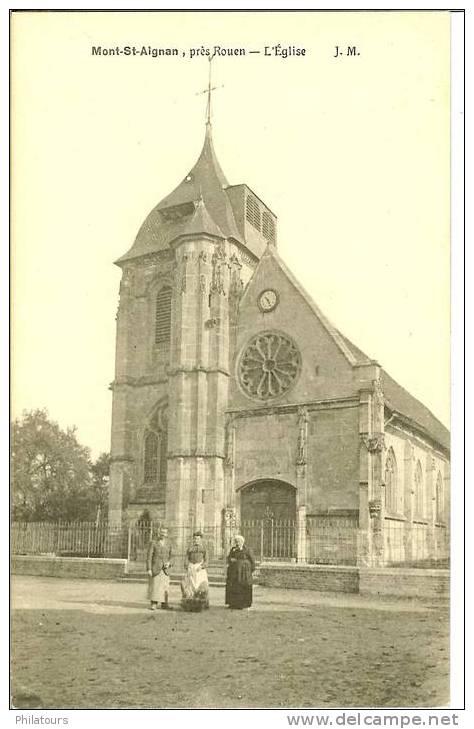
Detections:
259,562,449,577
358,566,450,578
259,562,359,572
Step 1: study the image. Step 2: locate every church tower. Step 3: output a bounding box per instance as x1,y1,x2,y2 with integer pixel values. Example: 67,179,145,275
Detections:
108,109,277,530
108,78,449,572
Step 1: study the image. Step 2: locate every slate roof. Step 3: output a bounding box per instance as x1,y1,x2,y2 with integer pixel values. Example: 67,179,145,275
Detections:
116,124,241,264
338,334,450,453
380,370,450,453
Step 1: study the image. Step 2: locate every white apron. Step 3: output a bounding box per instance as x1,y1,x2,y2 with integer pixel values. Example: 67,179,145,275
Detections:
181,562,208,598
147,571,170,602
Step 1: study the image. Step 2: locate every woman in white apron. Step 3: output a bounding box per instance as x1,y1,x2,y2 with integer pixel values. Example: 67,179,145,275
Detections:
181,531,209,611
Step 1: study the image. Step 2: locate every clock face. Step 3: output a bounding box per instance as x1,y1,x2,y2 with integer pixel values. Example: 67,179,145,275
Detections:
258,289,278,312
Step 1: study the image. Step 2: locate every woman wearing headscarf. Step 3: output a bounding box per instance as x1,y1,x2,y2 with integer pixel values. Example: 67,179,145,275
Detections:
146,530,172,610
181,530,210,611
225,534,255,609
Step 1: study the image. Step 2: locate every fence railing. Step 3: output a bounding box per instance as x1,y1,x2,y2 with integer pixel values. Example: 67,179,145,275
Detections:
383,518,449,567
11,518,450,569
239,519,296,561
11,522,124,559
306,515,358,566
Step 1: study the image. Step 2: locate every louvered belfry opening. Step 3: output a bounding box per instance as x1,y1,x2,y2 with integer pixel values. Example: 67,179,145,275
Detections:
155,286,172,344
245,194,261,231
262,211,275,242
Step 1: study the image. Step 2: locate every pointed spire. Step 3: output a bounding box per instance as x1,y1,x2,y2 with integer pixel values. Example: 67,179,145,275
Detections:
116,60,242,263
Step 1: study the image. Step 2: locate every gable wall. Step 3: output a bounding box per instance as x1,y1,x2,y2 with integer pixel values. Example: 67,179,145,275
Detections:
230,253,357,412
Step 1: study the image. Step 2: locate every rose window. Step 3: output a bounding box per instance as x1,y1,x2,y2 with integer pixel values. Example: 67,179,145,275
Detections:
239,332,301,400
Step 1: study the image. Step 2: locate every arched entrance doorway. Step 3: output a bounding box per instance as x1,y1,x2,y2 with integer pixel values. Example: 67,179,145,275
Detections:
239,480,296,560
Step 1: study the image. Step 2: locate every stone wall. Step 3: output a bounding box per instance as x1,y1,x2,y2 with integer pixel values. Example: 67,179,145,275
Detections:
12,555,128,580
258,563,360,593
258,563,450,599
233,411,297,491
306,405,359,512
359,567,450,599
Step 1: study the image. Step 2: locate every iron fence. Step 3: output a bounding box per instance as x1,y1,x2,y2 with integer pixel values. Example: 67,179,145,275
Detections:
239,519,296,561
12,518,450,569
306,515,358,566
435,524,450,564
11,522,124,558
383,518,450,567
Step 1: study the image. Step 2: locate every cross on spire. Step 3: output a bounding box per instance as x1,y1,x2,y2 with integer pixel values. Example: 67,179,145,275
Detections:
196,55,223,127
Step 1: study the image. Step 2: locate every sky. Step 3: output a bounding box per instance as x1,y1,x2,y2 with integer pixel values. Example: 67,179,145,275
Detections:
11,10,451,457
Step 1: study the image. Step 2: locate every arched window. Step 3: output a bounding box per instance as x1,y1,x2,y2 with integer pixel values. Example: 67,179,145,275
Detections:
435,472,444,523
155,286,172,345
262,211,275,242
159,412,168,485
384,448,398,513
245,195,261,231
144,431,159,482
143,406,168,494
414,460,424,518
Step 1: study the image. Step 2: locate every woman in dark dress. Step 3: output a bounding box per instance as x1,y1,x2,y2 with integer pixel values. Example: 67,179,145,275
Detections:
225,535,255,609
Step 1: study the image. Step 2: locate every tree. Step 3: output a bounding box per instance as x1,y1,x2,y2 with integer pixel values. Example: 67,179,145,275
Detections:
90,452,110,524
11,409,108,522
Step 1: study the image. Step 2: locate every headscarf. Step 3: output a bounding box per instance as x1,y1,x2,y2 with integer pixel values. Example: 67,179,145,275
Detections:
234,534,245,547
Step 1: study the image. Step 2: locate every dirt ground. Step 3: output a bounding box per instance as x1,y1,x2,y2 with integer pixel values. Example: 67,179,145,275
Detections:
11,575,449,709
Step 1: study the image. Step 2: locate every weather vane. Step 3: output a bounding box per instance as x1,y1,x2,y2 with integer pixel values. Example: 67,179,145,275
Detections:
196,54,224,126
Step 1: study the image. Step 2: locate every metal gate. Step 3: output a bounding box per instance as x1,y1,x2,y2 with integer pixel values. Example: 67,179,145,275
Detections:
239,518,296,561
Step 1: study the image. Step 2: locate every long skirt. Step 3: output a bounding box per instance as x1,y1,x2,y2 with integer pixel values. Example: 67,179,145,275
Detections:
147,571,170,603
225,562,253,608
181,563,209,611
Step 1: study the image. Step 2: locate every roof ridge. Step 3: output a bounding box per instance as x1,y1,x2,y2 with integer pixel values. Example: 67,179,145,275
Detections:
381,369,449,451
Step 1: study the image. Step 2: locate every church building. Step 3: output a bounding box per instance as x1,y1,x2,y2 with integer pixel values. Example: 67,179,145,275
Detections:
108,104,450,568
